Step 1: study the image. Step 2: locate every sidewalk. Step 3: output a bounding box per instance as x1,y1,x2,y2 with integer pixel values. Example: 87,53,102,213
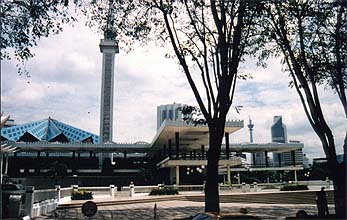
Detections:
35,200,334,220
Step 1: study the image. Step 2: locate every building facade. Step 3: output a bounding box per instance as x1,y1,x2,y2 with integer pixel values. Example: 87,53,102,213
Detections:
157,103,183,130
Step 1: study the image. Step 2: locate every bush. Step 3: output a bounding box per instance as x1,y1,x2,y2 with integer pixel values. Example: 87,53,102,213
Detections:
280,184,309,191
71,189,93,200
261,185,279,190
149,187,179,195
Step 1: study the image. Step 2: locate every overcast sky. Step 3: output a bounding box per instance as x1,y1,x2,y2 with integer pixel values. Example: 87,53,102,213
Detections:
1,21,345,160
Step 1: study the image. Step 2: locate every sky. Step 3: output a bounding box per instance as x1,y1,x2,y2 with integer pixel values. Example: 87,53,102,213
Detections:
1,20,345,161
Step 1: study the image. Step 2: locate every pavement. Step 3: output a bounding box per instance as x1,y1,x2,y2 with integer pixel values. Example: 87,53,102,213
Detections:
33,186,336,220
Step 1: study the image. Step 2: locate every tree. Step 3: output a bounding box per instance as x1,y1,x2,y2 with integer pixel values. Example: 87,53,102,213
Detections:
260,1,346,218
84,0,262,211
0,0,78,75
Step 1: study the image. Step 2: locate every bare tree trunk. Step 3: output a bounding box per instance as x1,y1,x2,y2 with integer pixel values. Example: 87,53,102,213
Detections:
204,122,224,212
328,159,346,219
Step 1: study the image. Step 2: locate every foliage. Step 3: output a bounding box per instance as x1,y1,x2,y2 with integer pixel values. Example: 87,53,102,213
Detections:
149,187,178,196
0,0,79,75
280,184,309,191
48,161,68,177
261,185,278,190
71,189,93,200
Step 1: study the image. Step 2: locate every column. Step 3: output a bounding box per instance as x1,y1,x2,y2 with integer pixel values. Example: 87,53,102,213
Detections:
291,151,296,166
4,154,8,175
163,144,167,157
225,132,230,159
1,154,3,184
168,139,172,159
72,151,76,159
90,151,93,158
190,151,193,160
24,186,35,218
252,153,256,166
265,151,269,167
193,150,197,160
294,170,298,182
227,165,231,184
176,165,180,185
37,151,41,158
201,145,205,159
175,132,180,159
124,151,127,159
237,172,241,184
278,153,282,167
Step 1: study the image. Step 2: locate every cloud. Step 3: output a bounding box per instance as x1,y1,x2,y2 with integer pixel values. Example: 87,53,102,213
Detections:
1,20,345,161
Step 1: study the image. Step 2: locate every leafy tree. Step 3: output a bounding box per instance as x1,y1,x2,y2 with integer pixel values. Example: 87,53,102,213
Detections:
0,0,78,75
260,1,346,218
84,0,262,212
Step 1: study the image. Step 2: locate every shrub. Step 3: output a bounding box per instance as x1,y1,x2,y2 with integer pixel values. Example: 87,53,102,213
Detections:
280,184,309,191
261,185,278,190
149,187,179,195
71,189,93,200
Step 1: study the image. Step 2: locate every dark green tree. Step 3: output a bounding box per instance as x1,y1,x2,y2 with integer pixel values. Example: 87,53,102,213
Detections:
0,0,78,74
260,1,346,218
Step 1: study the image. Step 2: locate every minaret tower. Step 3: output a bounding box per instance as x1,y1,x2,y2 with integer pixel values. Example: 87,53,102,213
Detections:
99,0,119,143
247,117,254,143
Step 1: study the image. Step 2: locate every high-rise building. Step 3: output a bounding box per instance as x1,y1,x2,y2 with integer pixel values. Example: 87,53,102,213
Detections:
157,103,183,130
99,0,119,143
272,116,303,166
272,116,287,165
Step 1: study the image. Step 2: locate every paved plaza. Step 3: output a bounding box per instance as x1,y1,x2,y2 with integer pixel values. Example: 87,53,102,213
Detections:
34,200,333,220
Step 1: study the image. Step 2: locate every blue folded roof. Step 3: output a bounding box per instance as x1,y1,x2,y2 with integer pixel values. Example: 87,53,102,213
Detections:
1,117,99,143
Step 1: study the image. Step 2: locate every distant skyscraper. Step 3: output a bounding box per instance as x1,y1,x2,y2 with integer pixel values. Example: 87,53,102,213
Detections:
272,116,287,165
272,116,303,166
99,0,119,143
271,116,287,143
157,103,183,130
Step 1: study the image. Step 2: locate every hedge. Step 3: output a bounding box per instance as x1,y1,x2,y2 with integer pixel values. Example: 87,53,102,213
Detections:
280,184,309,191
149,187,179,195
71,189,93,200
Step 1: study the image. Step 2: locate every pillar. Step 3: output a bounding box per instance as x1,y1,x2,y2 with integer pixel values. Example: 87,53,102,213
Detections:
265,151,269,167
0,154,3,184
37,151,41,158
110,185,115,197
190,151,193,160
238,172,241,184
168,139,172,159
193,150,197,160
225,132,230,159
78,152,81,158
163,144,167,157
4,154,8,175
291,151,296,166
46,152,49,157
124,151,127,159
227,165,231,184
176,165,180,185
201,145,205,159
55,185,61,202
278,153,282,167
72,151,76,159
24,186,35,218
90,151,93,158
175,132,180,159
252,153,256,166
294,170,297,182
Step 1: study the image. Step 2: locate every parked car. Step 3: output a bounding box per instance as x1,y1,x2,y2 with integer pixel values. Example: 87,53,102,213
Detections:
192,212,260,220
